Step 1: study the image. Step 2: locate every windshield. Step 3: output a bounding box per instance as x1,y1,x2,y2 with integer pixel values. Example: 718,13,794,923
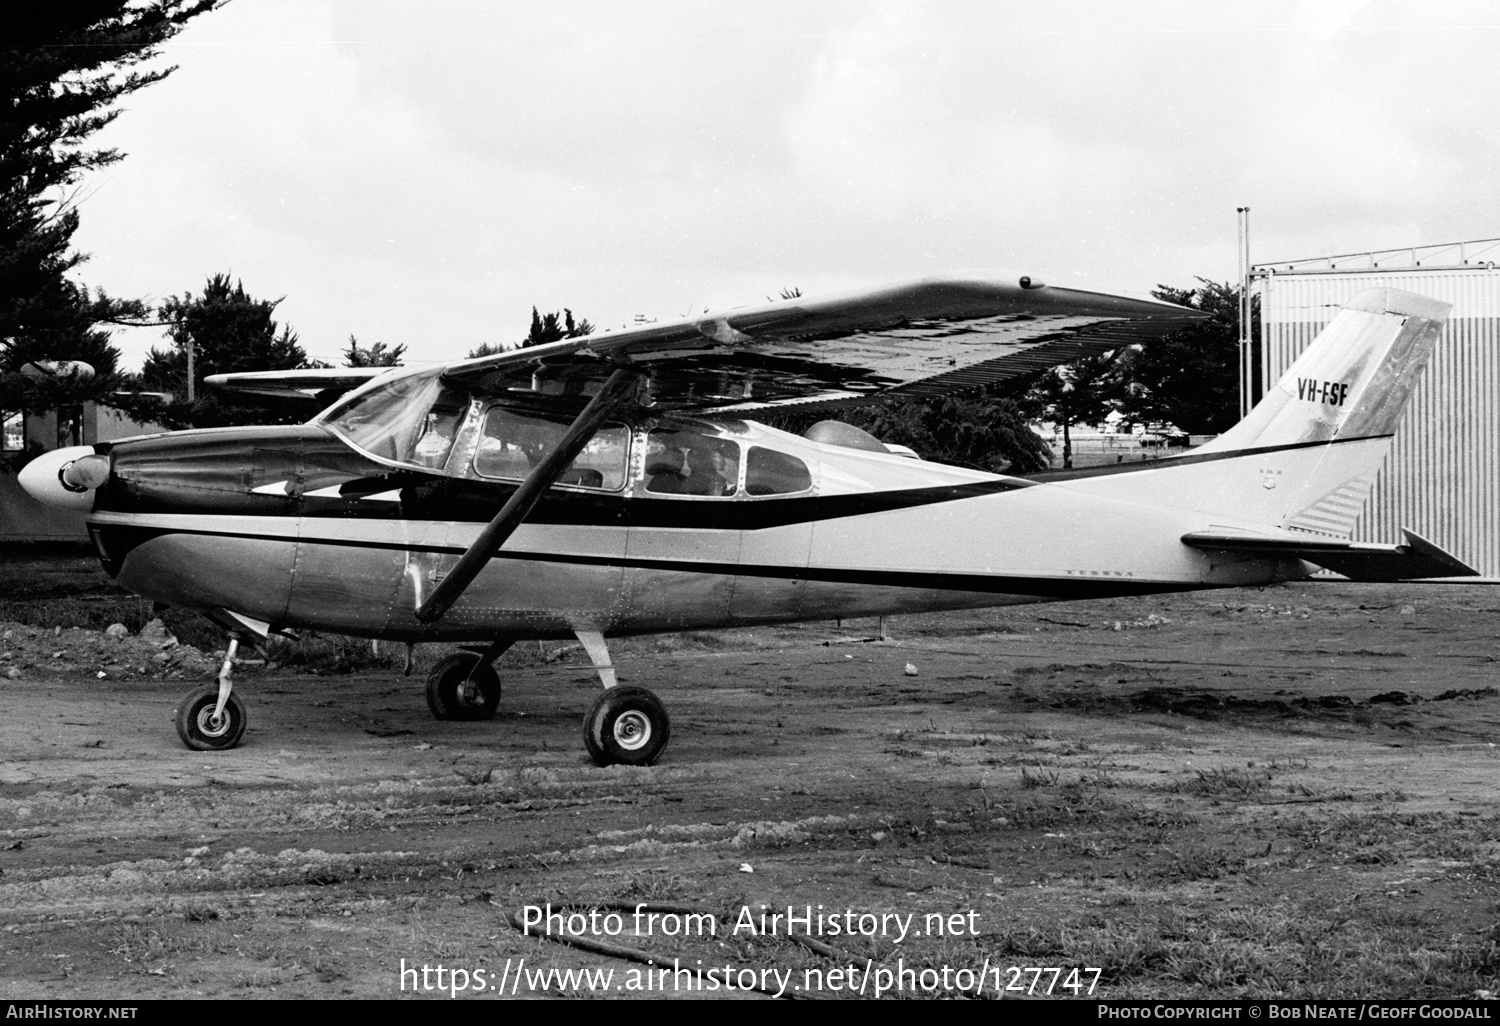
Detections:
321,367,468,468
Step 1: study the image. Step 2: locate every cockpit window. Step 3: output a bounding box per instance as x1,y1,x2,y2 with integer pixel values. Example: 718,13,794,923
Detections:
644,428,741,497
474,406,629,490
321,368,468,469
745,446,812,495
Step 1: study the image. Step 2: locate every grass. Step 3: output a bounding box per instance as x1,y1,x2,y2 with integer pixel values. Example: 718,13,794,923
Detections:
1020,766,1061,789
968,901,1500,998
1181,766,1272,796
616,868,694,902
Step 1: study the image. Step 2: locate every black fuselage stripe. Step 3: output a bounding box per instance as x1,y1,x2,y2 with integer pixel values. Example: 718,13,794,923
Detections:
495,549,1199,598
101,475,1034,529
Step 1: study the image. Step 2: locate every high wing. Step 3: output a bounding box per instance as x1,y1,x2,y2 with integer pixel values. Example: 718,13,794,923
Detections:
1182,528,1479,581
204,275,1201,414
441,274,1204,415
204,366,392,400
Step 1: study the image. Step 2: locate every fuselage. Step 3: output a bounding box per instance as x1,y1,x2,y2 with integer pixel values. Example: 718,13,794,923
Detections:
78,411,1300,642
22,286,1452,648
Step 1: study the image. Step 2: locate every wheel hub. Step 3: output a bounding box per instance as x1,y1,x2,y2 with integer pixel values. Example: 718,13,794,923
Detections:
612,710,652,751
196,707,232,738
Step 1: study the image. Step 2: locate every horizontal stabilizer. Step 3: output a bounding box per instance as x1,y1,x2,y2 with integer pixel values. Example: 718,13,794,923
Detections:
1181,528,1478,581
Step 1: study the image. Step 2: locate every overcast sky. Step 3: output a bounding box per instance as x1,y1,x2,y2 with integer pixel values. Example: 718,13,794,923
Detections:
70,0,1500,371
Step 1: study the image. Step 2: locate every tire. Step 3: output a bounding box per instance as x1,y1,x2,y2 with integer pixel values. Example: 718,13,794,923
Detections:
175,684,248,751
426,653,501,721
583,686,670,767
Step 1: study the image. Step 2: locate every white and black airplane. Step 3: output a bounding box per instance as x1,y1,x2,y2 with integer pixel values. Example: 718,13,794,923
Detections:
18,275,1474,765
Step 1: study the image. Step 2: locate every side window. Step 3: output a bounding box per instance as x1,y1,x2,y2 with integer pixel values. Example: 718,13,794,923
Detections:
644,429,740,497
1,411,22,452
745,446,812,495
56,405,83,449
410,400,466,470
473,407,628,490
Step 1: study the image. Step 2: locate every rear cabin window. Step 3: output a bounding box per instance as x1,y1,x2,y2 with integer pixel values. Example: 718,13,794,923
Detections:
473,407,629,490
644,429,741,497
745,446,812,495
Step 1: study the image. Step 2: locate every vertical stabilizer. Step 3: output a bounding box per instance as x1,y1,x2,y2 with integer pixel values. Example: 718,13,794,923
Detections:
1065,288,1450,536
1195,287,1450,454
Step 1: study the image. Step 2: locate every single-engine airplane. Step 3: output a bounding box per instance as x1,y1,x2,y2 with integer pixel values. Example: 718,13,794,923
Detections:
18,274,1476,765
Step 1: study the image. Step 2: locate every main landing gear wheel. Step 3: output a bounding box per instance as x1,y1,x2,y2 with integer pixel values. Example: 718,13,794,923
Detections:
583,686,670,767
426,653,501,721
175,684,248,751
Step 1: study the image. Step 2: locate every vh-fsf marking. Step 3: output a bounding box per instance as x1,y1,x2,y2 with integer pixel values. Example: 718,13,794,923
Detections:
19,275,1474,764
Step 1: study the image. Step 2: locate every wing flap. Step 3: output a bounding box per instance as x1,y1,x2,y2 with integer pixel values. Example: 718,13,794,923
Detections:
1181,528,1479,581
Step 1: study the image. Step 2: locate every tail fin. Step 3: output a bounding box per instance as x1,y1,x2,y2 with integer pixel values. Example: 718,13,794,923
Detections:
1195,287,1450,455
1066,287,1450,537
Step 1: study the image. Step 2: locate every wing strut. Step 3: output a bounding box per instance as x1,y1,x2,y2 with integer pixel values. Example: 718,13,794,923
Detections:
414,365,643,624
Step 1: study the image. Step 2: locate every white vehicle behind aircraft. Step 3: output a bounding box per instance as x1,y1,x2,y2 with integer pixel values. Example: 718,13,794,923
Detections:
19,276,1474,765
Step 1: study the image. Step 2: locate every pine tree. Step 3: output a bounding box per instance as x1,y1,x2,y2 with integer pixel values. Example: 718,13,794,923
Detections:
466,307,593,358
1114,280,1252,437
140,274,307,395
523,307,593,348
118,274,311,429
0,1,219,421
342,336,406,367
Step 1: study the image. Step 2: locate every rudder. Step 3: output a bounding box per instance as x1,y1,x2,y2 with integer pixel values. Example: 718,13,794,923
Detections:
1194,287,1450,455
1060,287,1450,537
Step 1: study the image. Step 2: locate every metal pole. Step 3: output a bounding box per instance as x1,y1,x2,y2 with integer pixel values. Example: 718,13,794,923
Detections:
1244,208,1252,406
1236,207,1252,418
1236,208,1245,419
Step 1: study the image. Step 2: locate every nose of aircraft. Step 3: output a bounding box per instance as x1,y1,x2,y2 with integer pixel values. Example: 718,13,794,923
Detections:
18,445,110,511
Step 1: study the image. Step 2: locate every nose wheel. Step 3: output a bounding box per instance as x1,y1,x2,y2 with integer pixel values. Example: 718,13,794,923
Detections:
175,683,248,751
583,685,670,767
174,633,249,751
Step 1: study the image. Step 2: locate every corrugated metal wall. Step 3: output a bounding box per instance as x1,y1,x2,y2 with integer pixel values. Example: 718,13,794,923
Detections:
1254,267,1500,576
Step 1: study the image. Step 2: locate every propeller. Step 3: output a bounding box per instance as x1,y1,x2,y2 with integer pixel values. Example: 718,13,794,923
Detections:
17,445,109,510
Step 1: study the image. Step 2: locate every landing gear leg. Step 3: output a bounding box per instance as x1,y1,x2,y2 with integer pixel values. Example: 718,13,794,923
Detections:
175,633,248,751
575,630,670,767
214,635,239,722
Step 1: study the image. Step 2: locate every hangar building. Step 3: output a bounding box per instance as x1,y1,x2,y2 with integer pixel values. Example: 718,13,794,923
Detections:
1251,238,1500,577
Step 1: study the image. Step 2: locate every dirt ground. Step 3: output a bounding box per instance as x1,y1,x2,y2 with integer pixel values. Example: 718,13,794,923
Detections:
1,578,1499,1000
